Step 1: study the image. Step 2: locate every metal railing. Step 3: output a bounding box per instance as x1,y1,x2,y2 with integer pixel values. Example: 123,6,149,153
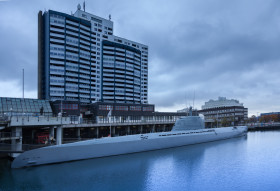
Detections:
0,131,22,139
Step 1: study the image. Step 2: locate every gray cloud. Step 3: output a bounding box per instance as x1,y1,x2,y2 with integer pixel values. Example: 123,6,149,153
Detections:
0,0,279,116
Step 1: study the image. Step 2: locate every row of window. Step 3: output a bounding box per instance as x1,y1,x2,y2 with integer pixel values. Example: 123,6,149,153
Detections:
59,104,78,110
50,46,65,51
98,105,153,112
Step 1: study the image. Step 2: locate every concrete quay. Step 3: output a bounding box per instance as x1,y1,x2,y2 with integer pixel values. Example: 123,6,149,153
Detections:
0,115,177,157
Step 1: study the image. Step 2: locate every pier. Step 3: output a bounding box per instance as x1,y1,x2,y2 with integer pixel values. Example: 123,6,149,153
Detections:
248,122,280,131
0,114,181,157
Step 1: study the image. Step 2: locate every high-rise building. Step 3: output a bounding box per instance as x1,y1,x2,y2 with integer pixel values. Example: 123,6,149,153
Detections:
38,4,148,104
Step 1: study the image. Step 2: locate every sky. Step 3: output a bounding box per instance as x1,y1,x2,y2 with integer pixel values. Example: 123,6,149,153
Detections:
0,0,280,116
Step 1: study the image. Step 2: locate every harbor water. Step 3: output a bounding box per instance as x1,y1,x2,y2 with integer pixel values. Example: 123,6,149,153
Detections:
0,131,280,191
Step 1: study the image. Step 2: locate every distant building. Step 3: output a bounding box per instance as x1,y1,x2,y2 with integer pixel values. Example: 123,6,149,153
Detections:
38,4,148,104
201,97,244,109
198,97,248,126
260,112,280,116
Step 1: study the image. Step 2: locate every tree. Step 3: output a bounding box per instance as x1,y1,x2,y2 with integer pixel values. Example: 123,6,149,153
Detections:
221,118,230,127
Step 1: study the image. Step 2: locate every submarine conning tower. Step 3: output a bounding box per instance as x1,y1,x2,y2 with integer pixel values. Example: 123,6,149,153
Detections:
171,107,205,131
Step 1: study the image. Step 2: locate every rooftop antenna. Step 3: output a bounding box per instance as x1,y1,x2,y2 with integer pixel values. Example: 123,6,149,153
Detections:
109,14,111,21
83,1,85,11
193,90,195,109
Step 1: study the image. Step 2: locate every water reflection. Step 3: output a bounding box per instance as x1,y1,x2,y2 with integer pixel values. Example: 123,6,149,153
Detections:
7,138,240,191
1,132,280,191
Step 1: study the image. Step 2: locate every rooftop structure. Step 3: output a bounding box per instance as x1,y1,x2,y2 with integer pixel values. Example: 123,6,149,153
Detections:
201,97,243,110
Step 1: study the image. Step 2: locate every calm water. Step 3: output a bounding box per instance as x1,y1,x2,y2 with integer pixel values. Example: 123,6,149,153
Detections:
1,131,280,191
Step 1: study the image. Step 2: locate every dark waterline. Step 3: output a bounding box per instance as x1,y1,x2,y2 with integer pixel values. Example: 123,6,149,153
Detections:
1,131,280,191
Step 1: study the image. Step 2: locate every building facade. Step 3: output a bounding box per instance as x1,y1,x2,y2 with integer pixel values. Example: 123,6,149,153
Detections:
198,97,248,126
38,5,148,104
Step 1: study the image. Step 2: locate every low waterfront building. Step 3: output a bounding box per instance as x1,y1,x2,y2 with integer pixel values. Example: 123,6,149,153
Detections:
198,97,248,126
0,97,53,116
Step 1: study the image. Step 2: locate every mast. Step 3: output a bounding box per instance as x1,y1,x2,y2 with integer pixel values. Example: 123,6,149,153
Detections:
22,68,24,99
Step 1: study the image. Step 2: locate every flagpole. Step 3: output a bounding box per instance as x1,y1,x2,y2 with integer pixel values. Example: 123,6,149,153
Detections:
109,112,111,136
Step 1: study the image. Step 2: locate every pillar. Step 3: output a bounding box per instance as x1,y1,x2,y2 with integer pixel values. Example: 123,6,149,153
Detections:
11,127,22,158
111,126,115,137
126,126,130,135
152,125,155,133
56,126,63,145
163,125,166,132
31,129,36,144
76,127,81,140
140,125,143,134
49,127,54,140
96,127,99,138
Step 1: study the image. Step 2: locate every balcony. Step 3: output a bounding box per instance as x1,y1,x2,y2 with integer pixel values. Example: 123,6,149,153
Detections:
103,96,114,100
103,73,114,77
115,83,125,87
66,93,78,97
79,84,90,89
66,20,79,26
115,79,125,83
80,39,90,46
50,32,65,39
80,29,90,37
66,25,79,31
103,82,114,86
103,87,114,91
103,78,114,82
50,38,65,44
80,70,90,75
66,88,78,92
80,94,90,98
80,24,90,31
79,58,89,64
66,46,78,52
66,72,78,77
50,27,64,33
66,78,78,82
79,64,90,70
103,69,114,73
103,91,114,95
80,74,90,79
50,59,64,65
79,89,90,93
80,79,90,84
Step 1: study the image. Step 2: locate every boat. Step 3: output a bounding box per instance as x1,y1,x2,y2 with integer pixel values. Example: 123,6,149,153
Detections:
11,109,247,168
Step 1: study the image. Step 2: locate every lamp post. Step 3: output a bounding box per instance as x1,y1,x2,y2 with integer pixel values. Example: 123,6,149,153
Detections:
216,111,219,128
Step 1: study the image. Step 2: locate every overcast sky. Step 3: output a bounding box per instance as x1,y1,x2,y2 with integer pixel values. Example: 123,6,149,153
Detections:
0,0,279,116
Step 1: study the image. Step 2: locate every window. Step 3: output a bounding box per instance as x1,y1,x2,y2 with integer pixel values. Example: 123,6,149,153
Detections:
115,106,128,111
59,104,78,110
143,106,153,112
99,105,112,110
130,106,141,111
